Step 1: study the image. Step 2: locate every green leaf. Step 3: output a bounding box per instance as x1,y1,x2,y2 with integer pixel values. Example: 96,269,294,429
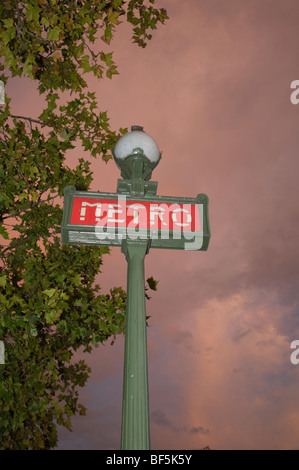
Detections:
45,309,62,324
43,288,56,298
112,0,122,7
74,42,84,59
0,224,9,240
106,64,118,79
102,24,113,44
79,55,91,73
2,18,14,29
108,10,121,25
32,191,38,202
19,192,28,201
41,16,50,28
47,26,61,41
26,4,41,23
146,276,158,291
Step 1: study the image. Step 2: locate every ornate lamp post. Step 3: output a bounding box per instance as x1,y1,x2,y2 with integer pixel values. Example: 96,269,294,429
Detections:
61,125,210,451
112,126,161,450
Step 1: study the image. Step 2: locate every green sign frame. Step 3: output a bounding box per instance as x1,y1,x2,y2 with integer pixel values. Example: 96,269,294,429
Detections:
61,185,210,251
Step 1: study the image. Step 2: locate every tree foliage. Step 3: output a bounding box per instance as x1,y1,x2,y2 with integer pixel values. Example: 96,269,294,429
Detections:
0,0,168,449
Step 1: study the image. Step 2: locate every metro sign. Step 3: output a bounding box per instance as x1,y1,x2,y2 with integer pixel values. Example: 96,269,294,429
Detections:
61,186,210,251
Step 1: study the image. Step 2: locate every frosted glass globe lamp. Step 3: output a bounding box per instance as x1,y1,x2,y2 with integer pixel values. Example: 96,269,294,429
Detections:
112,126,161,181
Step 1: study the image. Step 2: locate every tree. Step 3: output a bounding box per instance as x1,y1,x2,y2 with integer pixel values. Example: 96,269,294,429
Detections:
0,0,168,449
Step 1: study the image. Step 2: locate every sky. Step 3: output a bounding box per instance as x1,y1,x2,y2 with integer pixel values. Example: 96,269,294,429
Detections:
6,0,299,450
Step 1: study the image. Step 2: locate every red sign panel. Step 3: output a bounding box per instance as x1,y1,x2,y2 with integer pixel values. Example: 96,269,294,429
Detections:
70,197,201,233
62,187,210,250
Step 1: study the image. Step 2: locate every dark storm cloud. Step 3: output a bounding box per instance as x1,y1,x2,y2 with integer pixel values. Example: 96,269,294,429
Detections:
151,409,173,429
151,409,210,437
190,426,210,435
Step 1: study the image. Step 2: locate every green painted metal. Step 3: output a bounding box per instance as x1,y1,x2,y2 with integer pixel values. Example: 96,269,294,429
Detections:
121,240,150,450
114,148,160,184
61,135,210,450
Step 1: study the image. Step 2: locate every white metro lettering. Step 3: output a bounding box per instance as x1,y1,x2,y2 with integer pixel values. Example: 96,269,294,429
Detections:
75,198,200,239
171,206,192,227
150,204,168,227
80,201,102,221
107,203,125,223
127,203,147,226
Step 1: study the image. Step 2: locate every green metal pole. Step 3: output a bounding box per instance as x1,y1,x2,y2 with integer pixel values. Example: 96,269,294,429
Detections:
121,239,150,450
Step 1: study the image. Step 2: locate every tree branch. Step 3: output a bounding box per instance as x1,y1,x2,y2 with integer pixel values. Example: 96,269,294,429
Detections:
2,193,60,222
10,114,50,128
1,235,31,256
